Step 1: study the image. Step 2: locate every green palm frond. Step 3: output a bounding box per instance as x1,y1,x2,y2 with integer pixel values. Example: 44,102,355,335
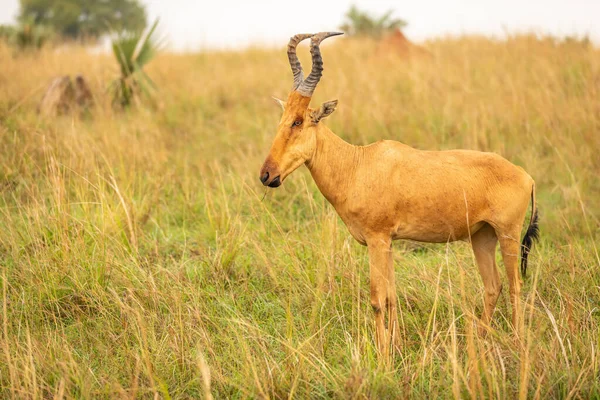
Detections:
134,18,162,69
112,34,138,77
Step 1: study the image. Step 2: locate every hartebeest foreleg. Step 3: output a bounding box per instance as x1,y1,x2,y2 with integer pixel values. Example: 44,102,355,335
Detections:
367,238,397,358
471,224,502,335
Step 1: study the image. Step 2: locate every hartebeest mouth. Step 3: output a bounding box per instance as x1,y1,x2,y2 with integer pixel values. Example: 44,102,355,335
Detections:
268,176,281,188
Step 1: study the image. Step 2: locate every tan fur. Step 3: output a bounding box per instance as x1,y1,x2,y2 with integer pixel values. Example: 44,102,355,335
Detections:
261,89,534,360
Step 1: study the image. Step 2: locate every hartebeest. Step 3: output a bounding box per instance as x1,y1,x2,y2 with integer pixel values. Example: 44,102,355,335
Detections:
259,32,540,357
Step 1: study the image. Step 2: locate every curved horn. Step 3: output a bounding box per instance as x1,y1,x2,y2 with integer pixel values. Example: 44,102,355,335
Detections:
296,32,343,97
287,33,313,90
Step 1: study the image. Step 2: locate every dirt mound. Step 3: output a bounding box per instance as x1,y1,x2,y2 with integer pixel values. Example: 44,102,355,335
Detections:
38,75,93,117
377,29,431,59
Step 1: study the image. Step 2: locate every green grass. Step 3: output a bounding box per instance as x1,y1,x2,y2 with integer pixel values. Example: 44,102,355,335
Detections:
0,36,599,398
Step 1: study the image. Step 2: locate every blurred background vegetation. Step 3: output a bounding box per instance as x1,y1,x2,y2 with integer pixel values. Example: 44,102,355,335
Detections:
340,5,407,38
1,0,162,108
19,0,146,40
0,0,146,48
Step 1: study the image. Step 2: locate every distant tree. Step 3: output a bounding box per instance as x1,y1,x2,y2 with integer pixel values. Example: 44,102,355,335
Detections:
339,5,407,38
0,25,16,41
18,0,147,40
0,20,53,49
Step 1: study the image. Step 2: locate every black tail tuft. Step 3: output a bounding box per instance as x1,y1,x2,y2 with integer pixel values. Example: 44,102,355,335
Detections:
520,209,539,277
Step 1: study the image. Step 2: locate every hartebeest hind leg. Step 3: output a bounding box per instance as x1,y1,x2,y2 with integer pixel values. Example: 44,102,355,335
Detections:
386,249,400,351
498,230,522,331
471,224,501,335
367,238,394,359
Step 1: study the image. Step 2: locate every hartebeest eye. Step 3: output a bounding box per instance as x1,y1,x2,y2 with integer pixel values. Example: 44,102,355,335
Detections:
292,119,303,127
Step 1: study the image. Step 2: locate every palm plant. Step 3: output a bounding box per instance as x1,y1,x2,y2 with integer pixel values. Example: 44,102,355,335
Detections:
110,18,163,108
340,6,407,38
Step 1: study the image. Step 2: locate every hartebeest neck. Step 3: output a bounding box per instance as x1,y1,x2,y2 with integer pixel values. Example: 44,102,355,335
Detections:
306,126,359,206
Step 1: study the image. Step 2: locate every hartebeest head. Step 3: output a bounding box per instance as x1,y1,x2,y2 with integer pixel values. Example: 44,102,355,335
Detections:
259,32,343,187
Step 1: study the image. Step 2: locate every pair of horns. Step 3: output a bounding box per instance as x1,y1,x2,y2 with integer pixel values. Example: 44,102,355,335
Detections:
287,32,343,97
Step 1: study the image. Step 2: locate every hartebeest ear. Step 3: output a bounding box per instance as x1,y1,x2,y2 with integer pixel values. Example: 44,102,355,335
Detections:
272,96,285,110
311,100,338,123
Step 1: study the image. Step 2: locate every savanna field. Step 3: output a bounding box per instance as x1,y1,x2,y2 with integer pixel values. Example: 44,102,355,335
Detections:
0,35,599,398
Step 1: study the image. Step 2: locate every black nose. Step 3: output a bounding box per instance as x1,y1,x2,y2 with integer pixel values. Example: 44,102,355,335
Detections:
260,171,269,184
268,176,281,188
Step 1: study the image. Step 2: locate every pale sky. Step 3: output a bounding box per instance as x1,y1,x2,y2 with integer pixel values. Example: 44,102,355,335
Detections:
1,0,599,50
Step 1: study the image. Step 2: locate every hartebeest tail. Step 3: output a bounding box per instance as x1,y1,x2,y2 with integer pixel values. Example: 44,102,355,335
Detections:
260,31,540,360
520,186,540,277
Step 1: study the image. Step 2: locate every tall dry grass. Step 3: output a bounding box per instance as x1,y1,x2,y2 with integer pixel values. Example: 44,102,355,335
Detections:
0,35,599,398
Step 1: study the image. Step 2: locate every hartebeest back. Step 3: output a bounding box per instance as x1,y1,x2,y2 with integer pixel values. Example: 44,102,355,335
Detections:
259,32,540,359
